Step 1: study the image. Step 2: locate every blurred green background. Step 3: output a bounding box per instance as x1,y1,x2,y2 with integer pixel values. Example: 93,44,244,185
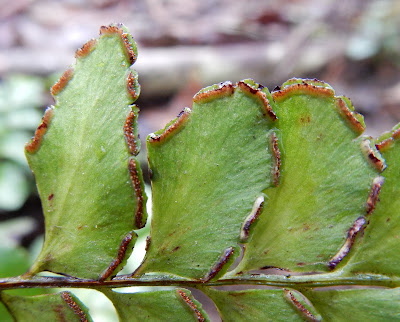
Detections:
1,0,400,320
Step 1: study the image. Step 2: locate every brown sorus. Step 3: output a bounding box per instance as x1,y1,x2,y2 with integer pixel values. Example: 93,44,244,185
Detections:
335,98,365,134
193,82,234,103
51,68,74,96
25,107,54,153
99,233,133,282
272,82,334,101
124,110,139,155
148,109,191,144
60,292,88,322
328,216,366,270
129,159,144,228
75,39,97,58
176,289,205,322
202,247,234,282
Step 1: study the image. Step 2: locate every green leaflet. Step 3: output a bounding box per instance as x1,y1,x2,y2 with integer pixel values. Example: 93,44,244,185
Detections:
205,288,312,321
25,24,146,279
104,288,209,321
344,125,400,276
0,291,93,322
234,79,382,273
304,287,400,321
136,81,276,280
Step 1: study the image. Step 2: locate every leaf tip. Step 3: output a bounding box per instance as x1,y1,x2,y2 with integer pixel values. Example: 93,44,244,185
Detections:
100,24,137,65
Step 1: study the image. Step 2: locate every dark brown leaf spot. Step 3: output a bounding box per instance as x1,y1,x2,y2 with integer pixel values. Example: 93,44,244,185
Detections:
48,193,54,201
172,246,181,253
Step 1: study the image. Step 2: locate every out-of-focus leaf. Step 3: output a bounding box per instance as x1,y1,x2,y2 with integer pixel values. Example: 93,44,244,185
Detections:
0,132,33,166
0,75,44,112
26,24,146,279
0,162,29,211
104,288,209,321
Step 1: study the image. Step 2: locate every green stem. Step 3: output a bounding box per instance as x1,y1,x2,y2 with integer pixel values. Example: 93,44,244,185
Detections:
1,271,399,291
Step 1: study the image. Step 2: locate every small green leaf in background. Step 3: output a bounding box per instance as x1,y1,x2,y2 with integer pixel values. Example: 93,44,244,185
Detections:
0,75,45,211
26,24,146,279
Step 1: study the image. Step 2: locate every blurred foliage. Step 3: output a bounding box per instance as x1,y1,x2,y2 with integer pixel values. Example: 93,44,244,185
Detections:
0,75,45,211
347,0,400,63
